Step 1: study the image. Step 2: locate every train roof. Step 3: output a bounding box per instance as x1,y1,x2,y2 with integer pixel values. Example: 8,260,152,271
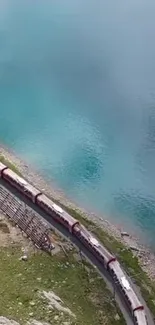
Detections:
37,194,78,225
3,168,27,184
134,309,147,324
37,193,54,207
0,162,7,171
52,203,63,213
111,261,142,309
24,182,41,195
3,168,41,195
79,225,114,261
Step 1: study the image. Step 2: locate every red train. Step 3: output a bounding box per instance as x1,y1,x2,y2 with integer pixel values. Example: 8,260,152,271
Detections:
0,162,148,325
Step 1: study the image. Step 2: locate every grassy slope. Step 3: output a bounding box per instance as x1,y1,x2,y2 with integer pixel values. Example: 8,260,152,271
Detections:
0,154,155,317
0,246,124,325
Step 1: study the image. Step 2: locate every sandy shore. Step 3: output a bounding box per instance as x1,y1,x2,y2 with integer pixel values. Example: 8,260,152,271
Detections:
1,144,155,280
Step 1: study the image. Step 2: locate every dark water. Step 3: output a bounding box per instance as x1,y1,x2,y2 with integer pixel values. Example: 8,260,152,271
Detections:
0,1,155,246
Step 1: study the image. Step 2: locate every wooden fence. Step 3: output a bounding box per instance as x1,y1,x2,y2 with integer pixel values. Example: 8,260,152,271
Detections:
0,185,51,250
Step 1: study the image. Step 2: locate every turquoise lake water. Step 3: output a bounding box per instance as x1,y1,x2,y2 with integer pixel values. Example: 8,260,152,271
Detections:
1,0,155,247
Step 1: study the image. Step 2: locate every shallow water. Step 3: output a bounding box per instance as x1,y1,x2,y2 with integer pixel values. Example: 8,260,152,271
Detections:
0,1,155,246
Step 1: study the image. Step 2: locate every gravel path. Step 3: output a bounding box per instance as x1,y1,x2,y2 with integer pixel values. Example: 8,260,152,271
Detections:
1,144,155,280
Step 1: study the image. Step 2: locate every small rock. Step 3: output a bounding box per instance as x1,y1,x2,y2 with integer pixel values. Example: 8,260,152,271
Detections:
130,246,139,252
20,255,28,261
29,301,35,306
143,262,149,266
37,278,41,282
121,231,129,237
114,313,120,321
120,248,126,252
54,315,59,321
50,243,55,250
18,302,23,306
29,312,34,317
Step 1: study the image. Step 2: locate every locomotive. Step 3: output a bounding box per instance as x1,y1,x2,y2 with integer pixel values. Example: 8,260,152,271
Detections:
0,162,148,325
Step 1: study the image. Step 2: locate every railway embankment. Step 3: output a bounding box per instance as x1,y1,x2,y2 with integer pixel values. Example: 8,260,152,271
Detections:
0,145,155,318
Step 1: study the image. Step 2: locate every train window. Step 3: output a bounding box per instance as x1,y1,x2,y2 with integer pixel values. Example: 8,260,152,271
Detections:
44,203,48,209
7,175,14,182
24,189,30,195
121,287,125,294
60,214,67,223
97,251,102,258
26,188,31,194
126,296,131,304
133,316,138,325
53,210,62,219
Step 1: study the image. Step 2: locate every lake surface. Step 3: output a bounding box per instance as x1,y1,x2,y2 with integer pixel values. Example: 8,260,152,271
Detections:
0,0,155,247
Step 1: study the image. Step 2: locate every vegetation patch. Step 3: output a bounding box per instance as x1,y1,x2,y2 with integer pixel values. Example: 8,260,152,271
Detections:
0,155,22,177
0,245,124,325
0,221,10,233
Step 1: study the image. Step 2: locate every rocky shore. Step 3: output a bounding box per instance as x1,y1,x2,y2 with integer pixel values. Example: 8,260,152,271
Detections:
0,144,155,281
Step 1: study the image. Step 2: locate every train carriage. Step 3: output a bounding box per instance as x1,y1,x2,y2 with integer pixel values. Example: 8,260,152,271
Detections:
36,194,79,232
2,168,41,202
73,224,116,268
0,162,8,176
108,260,147,323
134,308,148,325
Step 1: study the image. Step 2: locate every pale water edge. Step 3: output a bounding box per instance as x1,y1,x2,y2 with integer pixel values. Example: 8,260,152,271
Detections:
0,1,155,247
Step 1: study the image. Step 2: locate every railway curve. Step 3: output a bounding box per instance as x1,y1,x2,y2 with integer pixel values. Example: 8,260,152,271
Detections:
0,165,154,325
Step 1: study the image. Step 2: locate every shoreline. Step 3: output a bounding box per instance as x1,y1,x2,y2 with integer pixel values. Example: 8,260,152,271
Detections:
0,143,155,280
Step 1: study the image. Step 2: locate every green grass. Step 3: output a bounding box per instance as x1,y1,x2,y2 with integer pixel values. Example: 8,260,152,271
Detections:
0,246,125,325
0,155,22,176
